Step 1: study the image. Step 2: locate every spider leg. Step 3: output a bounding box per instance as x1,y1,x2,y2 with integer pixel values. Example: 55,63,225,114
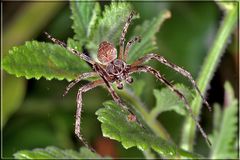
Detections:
75,79,104,151
123,36,141,61
97,70,143,127
63,72,98,97
105,82,144,128
92,63,143,127
129,65,211,145
118,11,136,59
131,53,211,111
44,32,95,65
102,76,132,113
93,64,129,110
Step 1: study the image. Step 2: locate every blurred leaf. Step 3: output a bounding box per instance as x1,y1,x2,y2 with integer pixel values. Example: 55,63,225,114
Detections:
2,41,91,81
212,103,221,133
130,79,146,97
128,10,171,63
150,84,193,118
216,1,237,11
210,82,238,159
13,146,102,159
96,101,202,159
70,1,100,43
87,2,133,56
157,3,220,76
2,75,26,128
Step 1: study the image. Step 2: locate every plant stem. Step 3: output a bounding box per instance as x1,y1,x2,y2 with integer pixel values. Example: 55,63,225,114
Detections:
180,2,238,151
3,2,64,55
142,149,156,159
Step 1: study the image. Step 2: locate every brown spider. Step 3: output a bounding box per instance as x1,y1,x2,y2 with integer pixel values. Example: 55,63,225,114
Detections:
45,11,211,149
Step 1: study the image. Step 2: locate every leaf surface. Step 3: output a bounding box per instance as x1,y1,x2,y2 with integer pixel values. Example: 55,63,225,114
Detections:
2,41,91,81
70,1,100,43
87,2,133,56
210,82,238,159
150,84,193,118
13,146,102,159
96,101,202,159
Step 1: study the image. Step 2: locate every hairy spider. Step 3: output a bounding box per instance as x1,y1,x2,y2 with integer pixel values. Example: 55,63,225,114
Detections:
45,11,211,149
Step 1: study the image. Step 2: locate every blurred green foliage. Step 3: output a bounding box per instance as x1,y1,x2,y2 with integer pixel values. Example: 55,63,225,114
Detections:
13,146,102,159
2,1,238,159
209,82,238,159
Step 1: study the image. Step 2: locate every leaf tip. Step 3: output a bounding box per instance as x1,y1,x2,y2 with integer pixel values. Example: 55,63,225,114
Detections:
164,10,172,19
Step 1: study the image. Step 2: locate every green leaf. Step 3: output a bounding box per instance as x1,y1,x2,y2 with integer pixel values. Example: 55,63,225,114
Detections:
96,101,202,159
2,41,91,81
127,10,171,63
87,2,133,56
13,146,102,159
70,1,101,43
210,82,238,159
67,38,83,51
150,84,193,118
212,103,221,134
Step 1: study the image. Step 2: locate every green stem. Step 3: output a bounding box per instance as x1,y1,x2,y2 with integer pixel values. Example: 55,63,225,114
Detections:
180,2,238,151
3,2,64,55
117,88,172,142
142,149,156,159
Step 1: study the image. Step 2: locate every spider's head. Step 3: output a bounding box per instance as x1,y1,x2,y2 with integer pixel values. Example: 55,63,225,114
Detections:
97,41,117,65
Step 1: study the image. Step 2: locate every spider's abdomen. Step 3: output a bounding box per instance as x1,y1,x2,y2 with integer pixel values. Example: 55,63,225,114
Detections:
97,41,117,64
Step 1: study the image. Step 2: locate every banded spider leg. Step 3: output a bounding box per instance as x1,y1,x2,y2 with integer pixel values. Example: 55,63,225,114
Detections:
129,65,211,145
118,11,136,59
75,79,105,151
131,53,211,111
93,64,143,127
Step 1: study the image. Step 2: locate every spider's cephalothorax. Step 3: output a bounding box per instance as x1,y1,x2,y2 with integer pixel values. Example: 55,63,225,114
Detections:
45,10,212,150
97,41,133,89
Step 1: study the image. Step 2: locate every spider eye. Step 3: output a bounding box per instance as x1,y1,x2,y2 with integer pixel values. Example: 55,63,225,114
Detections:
97,41,117,64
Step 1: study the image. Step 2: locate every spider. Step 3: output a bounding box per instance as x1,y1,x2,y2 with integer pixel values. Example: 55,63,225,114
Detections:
45,11,211,149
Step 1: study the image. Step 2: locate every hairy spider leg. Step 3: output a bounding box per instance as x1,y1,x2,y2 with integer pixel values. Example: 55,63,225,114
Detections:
123,36,141,61
129,65,211,146
63,72,99,97
75,79,105,151
103,78,143,128
94,64,143,127
119,11,136,59
44,32,95,65
131,53,211,111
